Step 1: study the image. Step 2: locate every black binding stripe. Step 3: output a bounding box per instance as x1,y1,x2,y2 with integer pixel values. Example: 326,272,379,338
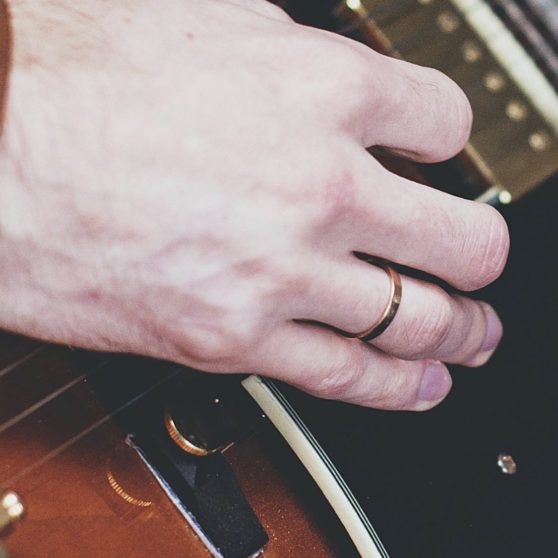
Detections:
260,378,390,558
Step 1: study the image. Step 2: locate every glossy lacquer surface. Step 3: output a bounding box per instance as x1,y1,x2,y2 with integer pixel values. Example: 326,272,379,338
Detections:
0,336,356,558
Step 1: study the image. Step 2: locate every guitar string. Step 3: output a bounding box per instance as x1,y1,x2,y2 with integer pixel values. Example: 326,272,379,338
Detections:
0,344,46,380
0,356,112,436
2,367,181,487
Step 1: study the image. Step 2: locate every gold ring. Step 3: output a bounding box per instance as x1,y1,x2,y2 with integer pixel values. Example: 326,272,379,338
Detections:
346,260,402,342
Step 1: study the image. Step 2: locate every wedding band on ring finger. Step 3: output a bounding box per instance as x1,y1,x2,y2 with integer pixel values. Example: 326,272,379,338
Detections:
296,258,501,366
343,260,402,342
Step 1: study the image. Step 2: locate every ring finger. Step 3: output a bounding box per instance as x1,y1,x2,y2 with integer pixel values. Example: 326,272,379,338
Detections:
297,256,503,366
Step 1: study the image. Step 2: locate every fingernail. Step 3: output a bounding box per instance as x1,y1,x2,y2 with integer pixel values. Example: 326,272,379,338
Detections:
480,304,503,353
418,361,452,402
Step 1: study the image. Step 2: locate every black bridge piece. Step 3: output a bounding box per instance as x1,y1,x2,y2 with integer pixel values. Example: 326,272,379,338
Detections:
130,429,268,558
79,354,269,558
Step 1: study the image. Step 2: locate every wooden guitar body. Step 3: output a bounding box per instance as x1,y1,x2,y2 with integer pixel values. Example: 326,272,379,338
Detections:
0,338,358,557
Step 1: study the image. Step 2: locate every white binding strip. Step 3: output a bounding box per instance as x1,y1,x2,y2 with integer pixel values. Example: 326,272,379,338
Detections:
450,0,558,134
242,374,388,558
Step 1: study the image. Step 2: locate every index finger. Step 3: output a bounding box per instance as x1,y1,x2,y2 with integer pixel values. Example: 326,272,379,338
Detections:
333,38,472,162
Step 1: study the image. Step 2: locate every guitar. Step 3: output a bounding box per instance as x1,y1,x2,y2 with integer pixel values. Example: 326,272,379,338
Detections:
2,1,558,556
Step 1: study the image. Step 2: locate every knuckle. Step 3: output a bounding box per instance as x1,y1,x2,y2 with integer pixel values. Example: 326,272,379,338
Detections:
368,364,419,410
404,294,453,358
455,85,473,146
311,348,368,400
443,75,472,155
419,68,472,161
257,1,292,21
162,317,259,372
327,44,374,116
319,166,359,222
464,206,510,290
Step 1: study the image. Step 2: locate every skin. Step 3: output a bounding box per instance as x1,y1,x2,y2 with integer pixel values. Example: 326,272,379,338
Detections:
0,0,509,410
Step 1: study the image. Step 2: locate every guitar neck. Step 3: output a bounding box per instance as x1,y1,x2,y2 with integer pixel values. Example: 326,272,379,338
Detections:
283,0,558,204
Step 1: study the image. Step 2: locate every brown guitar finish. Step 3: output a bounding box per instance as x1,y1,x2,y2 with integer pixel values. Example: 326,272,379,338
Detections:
0,332,357,557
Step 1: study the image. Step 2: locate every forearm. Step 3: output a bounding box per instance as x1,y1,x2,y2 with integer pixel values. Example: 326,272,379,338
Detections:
0,0,112,335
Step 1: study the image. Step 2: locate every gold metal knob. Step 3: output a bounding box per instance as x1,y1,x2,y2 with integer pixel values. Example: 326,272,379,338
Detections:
1,492,24,521
0,491,24,534
164,409,231,457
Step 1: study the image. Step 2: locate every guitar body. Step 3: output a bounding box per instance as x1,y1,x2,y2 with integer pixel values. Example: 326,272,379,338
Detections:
0,338,359,557
3,1,558,557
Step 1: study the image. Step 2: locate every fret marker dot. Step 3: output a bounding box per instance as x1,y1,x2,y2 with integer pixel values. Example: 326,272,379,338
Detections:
462,41,482,63
506,100,528,121
529,131,552,152
484,72,505,92
437,11,459,33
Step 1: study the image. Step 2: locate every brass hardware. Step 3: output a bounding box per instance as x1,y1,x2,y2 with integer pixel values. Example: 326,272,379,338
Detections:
506,100,528,122
0,491,24,534
437,11,459,34
484,72,506,92
462,41,482,63
164,409,232,457
106,471,153,508
529,131,552,152
497,453,517,475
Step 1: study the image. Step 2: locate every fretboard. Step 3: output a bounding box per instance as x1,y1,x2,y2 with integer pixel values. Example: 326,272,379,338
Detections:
335,0,558,202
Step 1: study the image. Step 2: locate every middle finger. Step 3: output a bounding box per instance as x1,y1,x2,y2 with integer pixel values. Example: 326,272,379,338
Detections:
322,147,510,292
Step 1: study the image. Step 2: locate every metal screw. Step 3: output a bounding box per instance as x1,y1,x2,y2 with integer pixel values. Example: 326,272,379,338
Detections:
497,453,517,475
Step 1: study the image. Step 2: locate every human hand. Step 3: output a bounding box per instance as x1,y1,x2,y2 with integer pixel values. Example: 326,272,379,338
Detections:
0,0,508,410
